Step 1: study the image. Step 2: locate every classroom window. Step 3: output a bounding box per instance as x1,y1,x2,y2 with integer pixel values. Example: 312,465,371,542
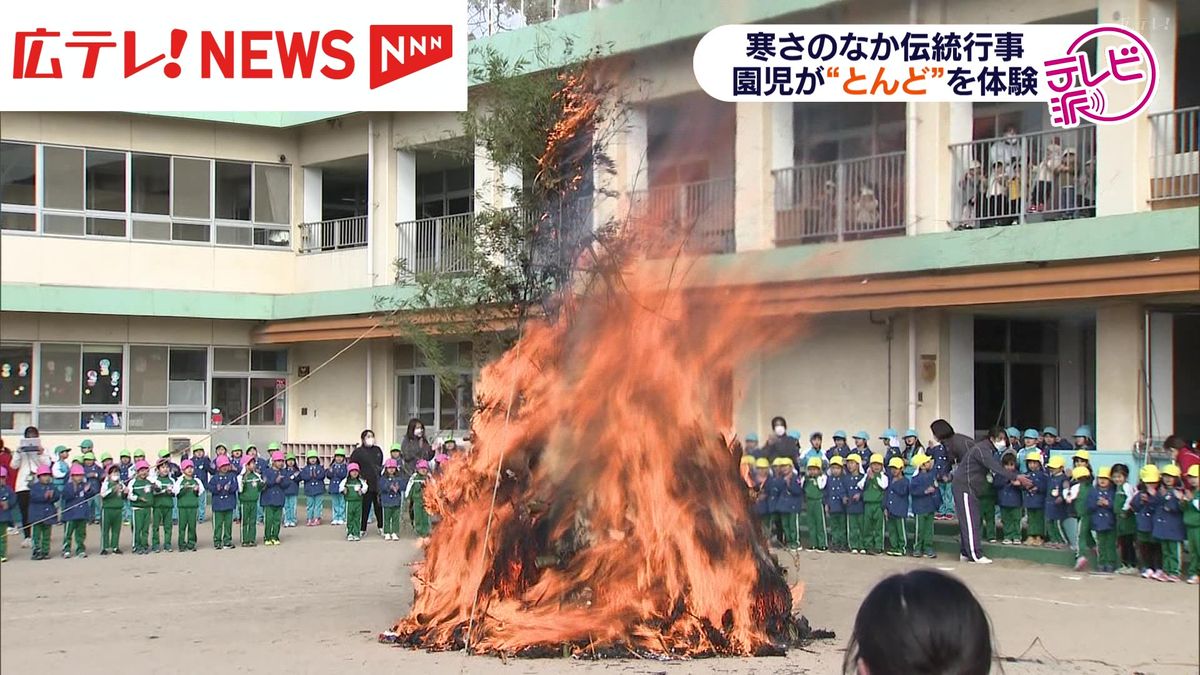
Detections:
1,141,36,206
0,211,36,232
129,346,169,406
172,157,211,219
40,343,81,405
396,342,475,433
131,153,171,215
80,345,123,405
0,344,34,405
86,149,126,212
212,377,248,426
168,348,207,405
214,347,249,371
43,146,84,210
254,164,290,224
249,378,286,425
215,161,252,221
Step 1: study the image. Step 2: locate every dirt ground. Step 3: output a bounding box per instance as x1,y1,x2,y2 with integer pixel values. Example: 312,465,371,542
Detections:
1,521,1196,674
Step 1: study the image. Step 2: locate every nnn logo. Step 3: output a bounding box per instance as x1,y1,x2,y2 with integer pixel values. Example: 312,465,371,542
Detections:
369,24,452,89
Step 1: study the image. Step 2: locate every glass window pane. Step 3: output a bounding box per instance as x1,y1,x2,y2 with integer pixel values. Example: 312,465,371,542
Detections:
40,343,81,405
254,164,290,224
1,410,34,432
40,409,82,432
132,219,171,241
439,374,473,431
446,167,472,192
169,411,207,430
250,348,286,372
81,411,122,430
212,377,247,425
128,345,168,406
214,348,249,371
172,221,210,242
253,227,291,247
0,344,34,404
43,214,84,236
85,149,126,212
86,217,126,237
172,157,210,219
973,361,1006,434
215,161,251,220
249,377,286,425
1,142,37,205
43,146,84,210
215,225,251,246
131,154,170,215
81,346,123,405
974,318,1007,353
127,410,168,432
1010,320,1058,355
1,211,36,231
169,348,207,405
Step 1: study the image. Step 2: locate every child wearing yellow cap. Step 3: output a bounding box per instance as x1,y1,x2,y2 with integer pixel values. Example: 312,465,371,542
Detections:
908,453,938,558
1043,456,1070,548
771,457,803,551
861,454,888,555
1086,467,1118,573
843,454,867,554
883,457,909,556
1153,465,1185,582
1182,464,1199,584
801,458,828,552
751,458,772,538
825,457,849,552
1022,451,1048,546
1130,464,1162,579
1064,465,1094,571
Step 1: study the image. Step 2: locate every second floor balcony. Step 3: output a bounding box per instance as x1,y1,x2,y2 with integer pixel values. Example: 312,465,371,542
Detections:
773,151,906,245
630,177,735,255
1150,106,1200,206
297,215,369,254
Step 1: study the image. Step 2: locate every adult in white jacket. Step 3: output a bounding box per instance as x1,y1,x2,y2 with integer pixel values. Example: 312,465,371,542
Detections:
10,426,51,547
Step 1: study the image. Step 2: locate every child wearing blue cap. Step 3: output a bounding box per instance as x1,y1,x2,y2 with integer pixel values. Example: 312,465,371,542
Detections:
826,431,850,463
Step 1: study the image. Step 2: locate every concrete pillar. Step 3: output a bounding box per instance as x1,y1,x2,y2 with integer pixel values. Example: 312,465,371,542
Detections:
1095,302,1143,451
1094,0,1177,217
908,102,974,235
943,312,974,435
1147,312,1174,441
733,102,790,251
303,167,322,222
593,104,647,231
1058,318,1085,435
368,115,396,286
474,138,523,213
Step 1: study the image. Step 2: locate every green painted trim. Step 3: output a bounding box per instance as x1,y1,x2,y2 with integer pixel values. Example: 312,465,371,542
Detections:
133,0,834,126
671,208,1200,288
3,209,1196,321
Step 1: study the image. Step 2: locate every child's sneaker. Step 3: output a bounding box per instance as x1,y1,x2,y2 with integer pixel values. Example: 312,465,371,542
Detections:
1164,574,1181,583
62,551,71,559
1151,570,1168,582
1186,575,1198,585
77,551,87,559
100,549,110,556
163,545,172,552
925,550,937,558
1073,556,1088,571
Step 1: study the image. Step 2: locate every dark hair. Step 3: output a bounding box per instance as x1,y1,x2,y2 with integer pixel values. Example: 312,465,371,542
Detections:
845,570,995,675
1111,463,1130,477
1163,435,1186,451
360,429,375,442
930,419,954,441
771,416,787,428
23,426,39,438
988,426,1007,441
404,418,425,440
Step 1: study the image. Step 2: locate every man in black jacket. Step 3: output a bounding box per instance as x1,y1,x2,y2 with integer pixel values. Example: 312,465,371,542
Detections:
931,419,1031,564
349,429,384,537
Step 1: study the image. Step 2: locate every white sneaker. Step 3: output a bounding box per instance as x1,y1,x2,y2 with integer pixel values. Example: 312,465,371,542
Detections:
960,554,969,562
974,556,993,564
21,538,31,548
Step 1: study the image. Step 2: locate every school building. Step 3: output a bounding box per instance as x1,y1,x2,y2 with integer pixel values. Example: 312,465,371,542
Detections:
1,0,1197,462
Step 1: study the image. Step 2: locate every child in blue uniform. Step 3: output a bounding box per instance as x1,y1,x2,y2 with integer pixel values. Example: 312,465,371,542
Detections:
81,451,103,524
260,451,287,546
825,456,849,552
1087,466,1118,573
191,445,213,524
1130,464,1161,578
282,452,300,528
301,450,326,526
117,449,134,524
379,458,406,541
29,465,59,560
61,464,94,558
1022,450,1048,546
927,440,954,520
908,452,938,558
826,431,850,463
1043,456,1070,548
995,452,1024,544
208,455,238,549
844,454,866,554
883,457,909,556
751,458,771,537
327,449,349,526
771,457,803,551
1153,464,1185,582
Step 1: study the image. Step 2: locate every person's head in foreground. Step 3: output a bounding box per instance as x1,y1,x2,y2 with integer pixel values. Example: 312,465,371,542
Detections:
845,569,995,675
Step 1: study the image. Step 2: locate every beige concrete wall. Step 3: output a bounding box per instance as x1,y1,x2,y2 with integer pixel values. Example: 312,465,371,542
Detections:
295,114,369,166
293,248,371,292
286,340,369,445
1095,302,1143,451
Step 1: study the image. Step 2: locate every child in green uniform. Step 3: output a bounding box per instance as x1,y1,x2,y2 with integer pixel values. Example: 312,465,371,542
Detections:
908,452,938,558
1183,464,1199,585
826,456,849,552
237,457,265,546
99,464,125,554
802,457,828,551
342,462,368,541
979,458,998,544
1065,465,1093,572
1110,464,1138,573
405,460,432,538
861,454,887,555
844,454,866,554
127,460,155,554
151,454,175,552
751,458,772,537
174,459,203,552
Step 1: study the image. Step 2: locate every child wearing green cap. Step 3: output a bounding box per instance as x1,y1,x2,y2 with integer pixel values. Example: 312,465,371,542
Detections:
174,460,204,552
327,449,349,526
127,461,155,555
151,455,175,552
282,452,300,528
404,461,431,538
229,445,245,522
99,465,126,554
237,458,265,546
300,450,327,526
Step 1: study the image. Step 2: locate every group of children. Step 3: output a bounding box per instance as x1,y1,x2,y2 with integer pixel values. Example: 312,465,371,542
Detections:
742,426,1200,584
0,441,438,562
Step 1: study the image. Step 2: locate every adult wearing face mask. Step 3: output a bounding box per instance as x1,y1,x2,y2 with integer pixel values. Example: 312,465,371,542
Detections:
349,429,385,538
399,418,433,476
762,416,800,463
931,420,1032,564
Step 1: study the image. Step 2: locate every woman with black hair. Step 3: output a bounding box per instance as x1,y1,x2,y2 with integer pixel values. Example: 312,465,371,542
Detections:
762,415,800,462
399,418,433,476
349,429,384,537
845,569,996,675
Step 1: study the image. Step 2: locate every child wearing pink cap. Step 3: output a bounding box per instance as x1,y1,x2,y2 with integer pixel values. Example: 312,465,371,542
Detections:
151,455,176,552
99,464,125,555
405,460,431,538
341,463,368,541
173,460,204,552
61,464,95,558
260,451,287,546
126,460,155,554
208,455,239,549
28,465,60,560
237,456,265,546
379,459,405,541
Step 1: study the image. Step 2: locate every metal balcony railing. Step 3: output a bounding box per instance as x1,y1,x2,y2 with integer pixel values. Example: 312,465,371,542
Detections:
1149,106,1200,203
297,215,368,254
629,177,736,255
949,127,1096,229
773,151,906,244
397,212,476,277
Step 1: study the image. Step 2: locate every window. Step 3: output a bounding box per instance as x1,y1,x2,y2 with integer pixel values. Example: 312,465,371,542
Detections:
1,141,36,206
0,344,34,405
250,348,287,372
416,166,474,219
40,343,81,405
396,341,475,433
0,211,35,232
212,347,287,427
129,346,168,405
254,165,290,224
212,377,248,426
249,378,286,425
86,149,126,212
172,157,210,219
43,146,84,210
127,346,208,431
214,347,249,371
215,161,252,220
131,153,170,215
169,348,207,405
81,345,123,405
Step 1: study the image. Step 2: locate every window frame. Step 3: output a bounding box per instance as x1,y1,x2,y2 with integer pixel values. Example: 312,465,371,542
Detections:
0,342,35,432
394,342,475,435
211,347,289,428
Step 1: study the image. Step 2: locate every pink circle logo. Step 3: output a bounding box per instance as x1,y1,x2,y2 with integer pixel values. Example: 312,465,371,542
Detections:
1044,25,1157,128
